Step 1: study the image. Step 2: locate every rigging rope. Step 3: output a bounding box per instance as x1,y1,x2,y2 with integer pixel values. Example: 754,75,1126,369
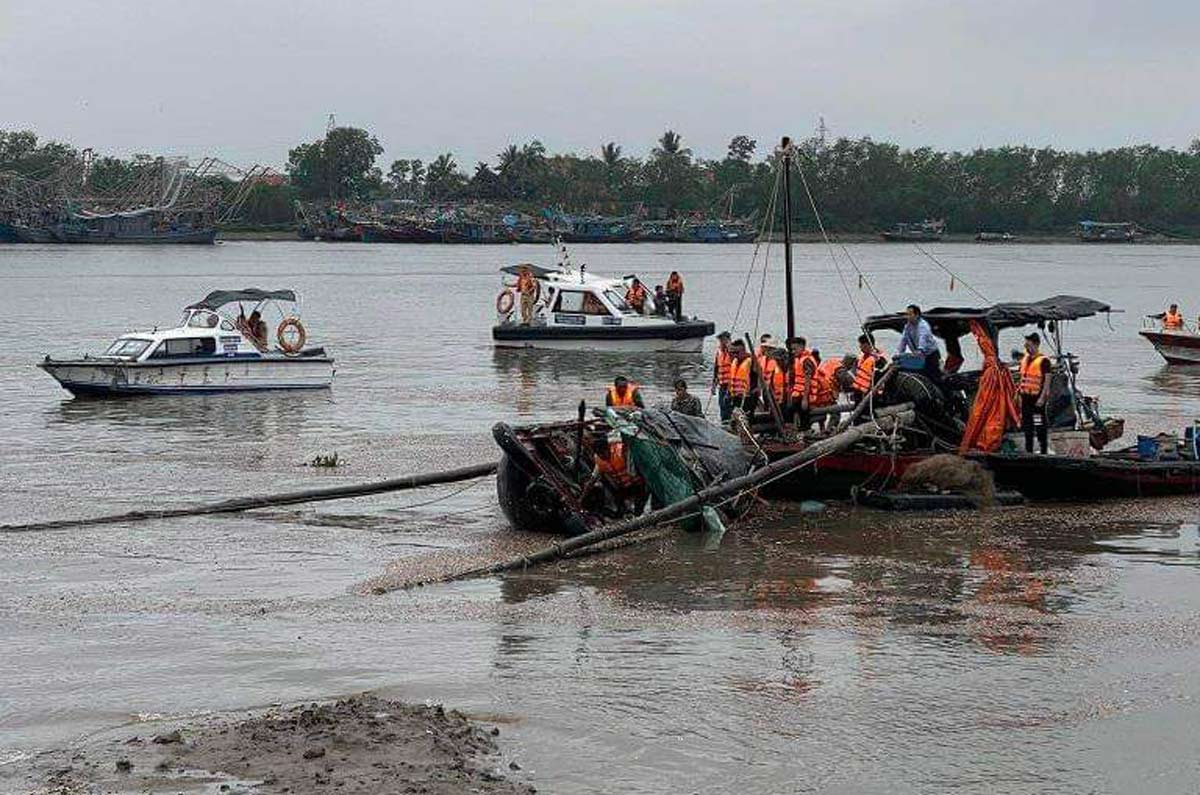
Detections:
791,155,886,317
913,242,989,302
790,156,864,325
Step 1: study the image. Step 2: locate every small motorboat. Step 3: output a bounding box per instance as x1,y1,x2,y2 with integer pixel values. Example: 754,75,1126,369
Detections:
1138,315,1200,364
491,250,714,352
39,288,334,396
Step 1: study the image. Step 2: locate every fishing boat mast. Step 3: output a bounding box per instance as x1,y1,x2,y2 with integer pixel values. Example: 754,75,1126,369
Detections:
780,136,796,340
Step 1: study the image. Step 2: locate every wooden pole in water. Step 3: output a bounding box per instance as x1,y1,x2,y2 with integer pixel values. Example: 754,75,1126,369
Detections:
437,406,915,586
781,135,796,341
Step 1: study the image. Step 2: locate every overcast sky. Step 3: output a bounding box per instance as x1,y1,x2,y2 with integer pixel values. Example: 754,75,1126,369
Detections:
1,0,1197,170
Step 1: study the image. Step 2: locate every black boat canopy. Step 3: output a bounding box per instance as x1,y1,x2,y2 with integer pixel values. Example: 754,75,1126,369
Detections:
863,295,1111,339
500,263,558,279
187,289,297,310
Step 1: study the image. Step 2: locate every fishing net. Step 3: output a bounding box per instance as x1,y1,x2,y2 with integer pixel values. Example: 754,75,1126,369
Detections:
607,407,753,533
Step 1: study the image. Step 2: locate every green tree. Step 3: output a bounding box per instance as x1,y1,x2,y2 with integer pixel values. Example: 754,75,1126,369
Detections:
425,153,465,200
286,126,383,201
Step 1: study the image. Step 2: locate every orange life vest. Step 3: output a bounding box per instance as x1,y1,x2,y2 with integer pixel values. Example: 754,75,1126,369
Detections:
517,271,537,295
714,348,733,387
853,350,885,394
761,357,785,403
625,283,646,307
608,384,640,408
730,357,753,398
596,441,637,487
666,274,684,295
1164,310,1184,330
1019,353,1049,396
808,359,841,407
790,351,817,398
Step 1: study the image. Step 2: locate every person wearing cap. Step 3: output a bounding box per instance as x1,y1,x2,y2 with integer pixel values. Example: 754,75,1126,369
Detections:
728,340,758,416
671,378,703,417
1018,332,1052,454
606,376,644,410
711,331,734,421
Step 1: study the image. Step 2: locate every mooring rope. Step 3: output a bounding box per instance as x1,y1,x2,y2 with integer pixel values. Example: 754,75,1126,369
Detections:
0,461,499,534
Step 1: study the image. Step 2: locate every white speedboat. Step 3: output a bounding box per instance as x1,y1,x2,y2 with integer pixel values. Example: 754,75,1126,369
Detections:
491,257,714,352
39,288,335,396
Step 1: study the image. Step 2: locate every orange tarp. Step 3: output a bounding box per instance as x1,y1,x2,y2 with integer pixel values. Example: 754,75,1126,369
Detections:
959,320,1020,453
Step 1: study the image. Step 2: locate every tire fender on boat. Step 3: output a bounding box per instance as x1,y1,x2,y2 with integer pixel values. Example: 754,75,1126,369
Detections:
277,317,307,354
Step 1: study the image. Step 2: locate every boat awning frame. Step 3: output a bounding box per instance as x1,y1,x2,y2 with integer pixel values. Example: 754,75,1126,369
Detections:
863,295,1112,339
186,289,298,310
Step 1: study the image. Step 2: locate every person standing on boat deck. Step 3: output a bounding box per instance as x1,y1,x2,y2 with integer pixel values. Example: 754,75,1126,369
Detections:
852,333,887,402
728,340,758,416
516,265,538,325
247,310,269,350
665,271,685,321
653,285,669,316
606,376,645,410
671,378,703,417
1018,332,1053,455
625,278,647,314
896,304,941,379
711,331,734,422
787,336,817,429
1162,303,1184,330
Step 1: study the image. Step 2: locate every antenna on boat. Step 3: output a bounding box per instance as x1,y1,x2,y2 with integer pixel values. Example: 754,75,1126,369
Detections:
780,136,796,341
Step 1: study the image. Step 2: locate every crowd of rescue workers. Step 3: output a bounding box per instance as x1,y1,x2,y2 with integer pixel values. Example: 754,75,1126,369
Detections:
590,287,1061,490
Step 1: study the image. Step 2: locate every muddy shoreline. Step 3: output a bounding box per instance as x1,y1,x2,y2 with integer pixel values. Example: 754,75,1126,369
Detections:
10,695,533,795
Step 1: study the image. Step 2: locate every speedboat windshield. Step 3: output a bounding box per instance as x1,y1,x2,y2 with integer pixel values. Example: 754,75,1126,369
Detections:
104,338,152,358
605,290,632,313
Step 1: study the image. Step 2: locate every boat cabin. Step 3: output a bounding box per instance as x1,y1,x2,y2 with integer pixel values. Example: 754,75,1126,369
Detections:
99,289,313,363
497,263,663,328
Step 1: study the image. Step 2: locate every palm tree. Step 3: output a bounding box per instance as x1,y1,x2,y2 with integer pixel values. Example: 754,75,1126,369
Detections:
600,142,623,167
654,130,691,160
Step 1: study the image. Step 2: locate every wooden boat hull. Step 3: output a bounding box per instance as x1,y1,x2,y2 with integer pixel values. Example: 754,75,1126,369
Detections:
973,452,1200,499
761,449,932,499
1138,329,1200,364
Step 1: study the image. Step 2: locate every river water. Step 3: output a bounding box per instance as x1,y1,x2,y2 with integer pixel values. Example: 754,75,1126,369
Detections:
2,241,1200,793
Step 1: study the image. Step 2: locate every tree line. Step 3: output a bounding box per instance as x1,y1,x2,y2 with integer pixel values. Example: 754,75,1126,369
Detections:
4,127,1200,234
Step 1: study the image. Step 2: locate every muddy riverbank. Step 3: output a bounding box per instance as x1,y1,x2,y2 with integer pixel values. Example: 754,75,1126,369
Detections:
9,694,532,794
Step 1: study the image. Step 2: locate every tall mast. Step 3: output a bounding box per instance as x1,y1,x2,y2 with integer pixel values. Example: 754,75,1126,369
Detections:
780,136,796,340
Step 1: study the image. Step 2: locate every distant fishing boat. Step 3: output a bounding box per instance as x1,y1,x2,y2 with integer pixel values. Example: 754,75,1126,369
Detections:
880,219,945,242
677,218,756,243
39,289,333,396
975,231,1015,243
558,216,636,243
1078,220,1136,243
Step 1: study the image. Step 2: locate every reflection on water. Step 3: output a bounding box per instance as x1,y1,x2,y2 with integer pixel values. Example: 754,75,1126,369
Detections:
9,243,1200,793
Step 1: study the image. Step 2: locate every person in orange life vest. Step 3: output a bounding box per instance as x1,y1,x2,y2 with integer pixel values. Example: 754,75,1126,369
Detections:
583,432,646,516
605,375,644,410
665,271,685,321
760,349,789,418
710,331,734,422
1163,303,1184,330
805,351,847,431
516,265,538,325
785,336,818,427
727,339,758,416
1018,332,1053,454
851,333,887,402
624,278,647,314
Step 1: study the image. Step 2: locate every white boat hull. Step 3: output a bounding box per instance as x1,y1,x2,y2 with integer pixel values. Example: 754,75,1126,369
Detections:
493,335,705,352
39,356,335,395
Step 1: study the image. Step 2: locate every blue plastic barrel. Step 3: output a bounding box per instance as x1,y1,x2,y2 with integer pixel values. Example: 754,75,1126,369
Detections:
1137,435,1160,461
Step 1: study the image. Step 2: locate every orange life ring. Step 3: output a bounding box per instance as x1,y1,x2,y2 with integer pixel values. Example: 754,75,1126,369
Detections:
496,290,515,315
277,317,306,354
